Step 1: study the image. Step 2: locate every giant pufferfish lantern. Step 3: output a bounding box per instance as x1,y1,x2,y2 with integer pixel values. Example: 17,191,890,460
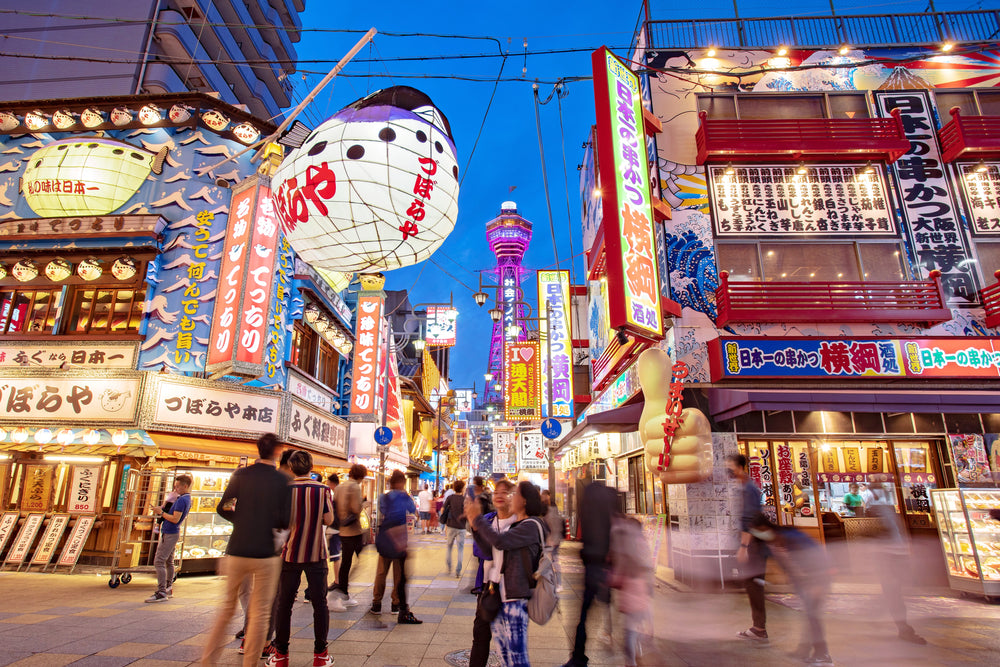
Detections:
271,86,459,273
637,348,713,484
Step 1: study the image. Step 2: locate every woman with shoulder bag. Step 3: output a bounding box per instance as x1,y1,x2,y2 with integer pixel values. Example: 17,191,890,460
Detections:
465,480,547,667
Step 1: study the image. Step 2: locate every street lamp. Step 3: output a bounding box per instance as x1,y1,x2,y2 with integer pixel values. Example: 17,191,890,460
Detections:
488,306,503,323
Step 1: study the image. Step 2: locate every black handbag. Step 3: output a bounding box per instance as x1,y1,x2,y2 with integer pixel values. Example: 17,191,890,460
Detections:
476,582,502,623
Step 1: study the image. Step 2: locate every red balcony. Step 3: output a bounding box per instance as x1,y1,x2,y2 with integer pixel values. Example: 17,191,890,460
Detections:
938,108,1000,163
981,270,1000,329
715,270,951,328
695,110,910,165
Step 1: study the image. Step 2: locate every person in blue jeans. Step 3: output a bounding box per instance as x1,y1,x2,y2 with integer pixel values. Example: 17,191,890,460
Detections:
147,474,193,603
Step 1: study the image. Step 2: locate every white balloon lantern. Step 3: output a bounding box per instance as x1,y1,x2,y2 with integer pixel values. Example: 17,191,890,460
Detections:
272,86,460,273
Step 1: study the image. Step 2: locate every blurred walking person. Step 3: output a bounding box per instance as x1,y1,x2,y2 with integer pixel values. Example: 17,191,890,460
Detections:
418,483,433,533
469,477,493,595
442,479,468,578
325,474,341,591
466,481,547,667
541,489,564,591
727,453,770,645
466,478,512,667
374,470,422,624
330,464,367,612
267,451,335,667
559,476,616,667
201,433,291,667
749,514,833,665
609,516,653,667
867,481,927,645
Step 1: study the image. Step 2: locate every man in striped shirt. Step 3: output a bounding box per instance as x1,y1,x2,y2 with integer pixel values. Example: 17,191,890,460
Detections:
267,451,335,667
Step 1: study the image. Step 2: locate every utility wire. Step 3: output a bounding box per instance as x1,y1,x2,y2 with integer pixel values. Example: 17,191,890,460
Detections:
532,83,562,275
459,54,507,188
555,83,580,289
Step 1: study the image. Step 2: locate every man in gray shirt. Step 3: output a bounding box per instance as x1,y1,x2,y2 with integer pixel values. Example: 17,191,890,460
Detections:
727,453,769,645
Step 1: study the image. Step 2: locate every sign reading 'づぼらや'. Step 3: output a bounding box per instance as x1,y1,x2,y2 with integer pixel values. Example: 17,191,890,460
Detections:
504,341,541,421
708,165,896,236
0,376,142,425
710,337,1000,380
538,270,574,420
150,376,280,437
591,47,663,341
874,91,978,301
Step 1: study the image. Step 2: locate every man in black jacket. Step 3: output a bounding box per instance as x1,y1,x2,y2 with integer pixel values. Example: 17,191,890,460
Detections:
201,433,291,667
560,477,616,667
442,479,468,577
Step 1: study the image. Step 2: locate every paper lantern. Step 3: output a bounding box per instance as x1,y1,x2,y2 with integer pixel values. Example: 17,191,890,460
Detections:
202,109,230,131
45,258,73,281
272,86,460,273
111,256,138,280
138,104,161,125
169,104,192,123
25,110,49,131
22,138,167,217
57,429,75,446
53,109,76,129
111,429,129,447
83,429,100,446
11,427,29,444
0,111,18,132
12,259,38,282
77,257,103,281
110,107,132,126
232,122,260,144
34,428,52,445
81,108,104,128
0,427,6,442
0,263,6,280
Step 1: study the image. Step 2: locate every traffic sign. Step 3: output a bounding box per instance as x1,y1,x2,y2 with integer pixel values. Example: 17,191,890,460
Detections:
540,418,561,440
374,426,393,445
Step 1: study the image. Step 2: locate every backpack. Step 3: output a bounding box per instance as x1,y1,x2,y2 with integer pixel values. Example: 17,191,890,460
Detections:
521,517,559,625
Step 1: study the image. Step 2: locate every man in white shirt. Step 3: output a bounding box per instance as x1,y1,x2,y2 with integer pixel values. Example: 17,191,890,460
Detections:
417,484,433,534
469,479,514,667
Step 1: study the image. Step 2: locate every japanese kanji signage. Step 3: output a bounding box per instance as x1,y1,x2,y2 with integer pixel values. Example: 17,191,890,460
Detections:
0,343,136,369
6,513,44,565
20,465,54,512
426,306,458,346
350,294,385,416
0,214,163,239
285,397,348,459
57,514,96,569
517,431,547,470
68,465,102,514
504,341,541,421
492,430,516,474
957,163,1000,235
776,444,795,510
708,165,895,236
207,175,280,379
0,511,19,556
538,270,574,420
287,367,335,411
711,337,1000,380
31,513,70,566
0,376,142,424
150,376,280,437
875,91,978,300
591,47,663,340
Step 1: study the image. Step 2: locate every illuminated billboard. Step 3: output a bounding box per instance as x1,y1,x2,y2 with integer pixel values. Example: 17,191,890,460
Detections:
538,270,574,419
504,341,541,421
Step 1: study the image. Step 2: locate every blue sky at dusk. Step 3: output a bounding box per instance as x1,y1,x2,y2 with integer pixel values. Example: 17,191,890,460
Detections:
295,0,977,397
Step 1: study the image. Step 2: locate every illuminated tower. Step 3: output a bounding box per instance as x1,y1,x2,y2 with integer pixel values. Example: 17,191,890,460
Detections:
484,201,533,405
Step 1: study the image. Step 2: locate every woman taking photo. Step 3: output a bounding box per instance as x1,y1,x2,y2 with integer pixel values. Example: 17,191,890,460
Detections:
465,481,547,667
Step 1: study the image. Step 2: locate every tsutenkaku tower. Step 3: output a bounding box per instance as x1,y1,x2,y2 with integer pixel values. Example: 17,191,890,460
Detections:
484,201,532,405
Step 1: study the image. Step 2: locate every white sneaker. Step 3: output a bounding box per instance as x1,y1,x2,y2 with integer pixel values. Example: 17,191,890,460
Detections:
328,595,347,612
343,596,359,607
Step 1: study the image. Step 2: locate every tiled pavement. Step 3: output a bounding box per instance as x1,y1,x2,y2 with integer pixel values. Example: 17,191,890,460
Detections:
1,531,1000,666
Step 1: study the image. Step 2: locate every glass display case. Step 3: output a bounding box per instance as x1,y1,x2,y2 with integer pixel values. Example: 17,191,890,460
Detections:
179,468,233,572
930,488,1000,599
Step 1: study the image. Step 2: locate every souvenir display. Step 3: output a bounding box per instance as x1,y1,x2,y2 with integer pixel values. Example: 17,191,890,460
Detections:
932,488,1000,599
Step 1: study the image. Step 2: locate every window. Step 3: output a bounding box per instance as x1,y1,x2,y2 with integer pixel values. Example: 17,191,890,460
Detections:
717,242,907,282
66,287,145,334
698,92,870,120
935,89,1000,117
290,322,317,374
974,241,1000,281
316,340,340,388
0,288,62,333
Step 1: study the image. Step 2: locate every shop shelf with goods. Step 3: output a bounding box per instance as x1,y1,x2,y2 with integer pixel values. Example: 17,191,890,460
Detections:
931,487,1000,600
178,468,234,573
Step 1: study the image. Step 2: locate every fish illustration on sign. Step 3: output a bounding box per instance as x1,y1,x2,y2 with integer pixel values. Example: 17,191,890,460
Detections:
20,137,168,217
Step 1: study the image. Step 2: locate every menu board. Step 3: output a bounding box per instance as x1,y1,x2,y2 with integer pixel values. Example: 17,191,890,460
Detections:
57,515,96,569
31,514,70,566
0,511,19,556
5,513,44,565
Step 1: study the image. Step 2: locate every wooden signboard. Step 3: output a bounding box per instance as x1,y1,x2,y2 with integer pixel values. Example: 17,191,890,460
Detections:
867,447,884,473
843,447,863,473
0,511,19,558
56,514,96,572
31,513,70,568
821,449,839,473
5,513,44,567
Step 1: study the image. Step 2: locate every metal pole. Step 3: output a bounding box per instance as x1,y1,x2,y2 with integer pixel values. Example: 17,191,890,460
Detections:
435,404,442,492
545,304,557,497
375,314,391,530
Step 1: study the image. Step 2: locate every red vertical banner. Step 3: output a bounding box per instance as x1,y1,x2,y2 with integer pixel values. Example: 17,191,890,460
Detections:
350,295,384,416
208,180,256,372
235,185,279,365
504,341,541,421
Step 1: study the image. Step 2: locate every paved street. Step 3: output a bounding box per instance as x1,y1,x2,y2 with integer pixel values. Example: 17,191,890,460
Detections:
1,533,1000,666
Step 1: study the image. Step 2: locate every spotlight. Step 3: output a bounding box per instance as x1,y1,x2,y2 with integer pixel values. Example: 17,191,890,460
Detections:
777,46,788,56
796,162,808,175
863,161,875,174
724,162,735,175
941,41,954,52
838,45,850,56
615,327,629,347
976,160,988,173
706,47,717,57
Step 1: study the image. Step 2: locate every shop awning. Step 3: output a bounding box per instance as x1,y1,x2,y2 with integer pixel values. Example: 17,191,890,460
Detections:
555,402,644,454
709,388,1000,421
148,432,348,469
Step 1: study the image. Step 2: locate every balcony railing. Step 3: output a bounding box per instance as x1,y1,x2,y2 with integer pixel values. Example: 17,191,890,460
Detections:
938,108,1000,163
981,270,1000,329
695,110,910,165
715,270,951,327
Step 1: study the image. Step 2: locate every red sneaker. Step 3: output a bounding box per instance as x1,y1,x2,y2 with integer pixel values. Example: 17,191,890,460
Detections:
264,652,288,667
313,651,335,666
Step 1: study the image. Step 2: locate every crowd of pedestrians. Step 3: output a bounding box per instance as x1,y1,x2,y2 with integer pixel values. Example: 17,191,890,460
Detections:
133,433,934,667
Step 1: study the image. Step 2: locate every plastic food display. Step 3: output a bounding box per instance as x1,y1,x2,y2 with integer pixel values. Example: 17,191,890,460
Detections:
931,488,1000,599
180,469,234,570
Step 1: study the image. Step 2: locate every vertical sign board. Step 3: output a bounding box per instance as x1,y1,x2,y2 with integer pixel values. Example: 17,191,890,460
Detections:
874,91,978,301
426,306,458,346
116,463,131,512
31,513,70,567
591,47,663,341
5,513,44,565
57,514,96,570
68,465,102,514
350,295,385,416
0,511,19,556
20,464,54,512
207,175,281,378
537,270,574,420
517,432,547,470
504,341,541,421
493,431,516,474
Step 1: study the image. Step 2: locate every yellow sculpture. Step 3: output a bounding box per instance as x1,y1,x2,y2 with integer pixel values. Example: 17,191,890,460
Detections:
637,348,712,484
